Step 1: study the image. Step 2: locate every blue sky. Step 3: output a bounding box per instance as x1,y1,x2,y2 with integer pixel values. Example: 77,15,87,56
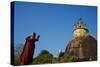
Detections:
14,1,97,57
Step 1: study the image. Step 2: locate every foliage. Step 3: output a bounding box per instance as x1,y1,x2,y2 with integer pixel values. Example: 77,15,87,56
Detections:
60,54,78,62
14,44,24,65
14,44,78,65
32,50,54,64
14,53,20,65
52,57,57,63
55,52,78,63
32,50,78,64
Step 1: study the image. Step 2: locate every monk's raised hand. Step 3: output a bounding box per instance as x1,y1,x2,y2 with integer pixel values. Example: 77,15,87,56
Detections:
37,35,40,39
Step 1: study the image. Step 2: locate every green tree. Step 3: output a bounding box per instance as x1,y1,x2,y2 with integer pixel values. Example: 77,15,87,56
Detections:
61,54,78,62
14,44,24,65
32,50,54,64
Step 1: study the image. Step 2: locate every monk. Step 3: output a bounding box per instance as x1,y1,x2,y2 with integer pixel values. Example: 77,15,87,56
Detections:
20,32,40,65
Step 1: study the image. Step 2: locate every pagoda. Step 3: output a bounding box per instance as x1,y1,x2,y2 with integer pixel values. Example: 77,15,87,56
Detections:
65,18,97,61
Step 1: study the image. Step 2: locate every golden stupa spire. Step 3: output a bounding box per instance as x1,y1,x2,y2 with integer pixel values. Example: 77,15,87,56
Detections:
73,18,89,32
73,18,89,38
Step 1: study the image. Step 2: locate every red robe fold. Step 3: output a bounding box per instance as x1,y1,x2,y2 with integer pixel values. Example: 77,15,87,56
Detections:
20,36,36,65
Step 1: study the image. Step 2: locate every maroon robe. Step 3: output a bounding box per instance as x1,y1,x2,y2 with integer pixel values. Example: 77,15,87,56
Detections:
20,35,38,65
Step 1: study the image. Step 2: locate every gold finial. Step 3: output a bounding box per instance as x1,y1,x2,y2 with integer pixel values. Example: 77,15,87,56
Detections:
73,18,88,32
